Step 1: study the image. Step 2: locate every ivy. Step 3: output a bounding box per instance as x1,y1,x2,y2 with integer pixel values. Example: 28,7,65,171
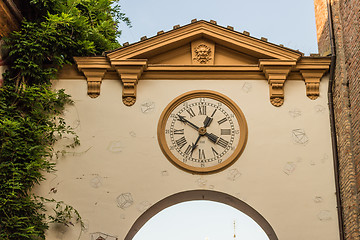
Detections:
0,0,129,239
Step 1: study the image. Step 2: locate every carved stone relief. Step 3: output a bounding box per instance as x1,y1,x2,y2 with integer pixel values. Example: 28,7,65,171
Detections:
191,39,215,65
193,44,212,64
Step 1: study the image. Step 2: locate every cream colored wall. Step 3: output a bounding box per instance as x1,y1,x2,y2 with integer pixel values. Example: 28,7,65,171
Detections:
35,76,339,240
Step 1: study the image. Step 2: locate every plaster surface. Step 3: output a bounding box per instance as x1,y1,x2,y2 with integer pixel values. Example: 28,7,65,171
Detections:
34,76,339,240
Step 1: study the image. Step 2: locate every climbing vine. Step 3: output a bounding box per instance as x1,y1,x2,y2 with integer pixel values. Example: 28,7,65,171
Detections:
0,0,129,239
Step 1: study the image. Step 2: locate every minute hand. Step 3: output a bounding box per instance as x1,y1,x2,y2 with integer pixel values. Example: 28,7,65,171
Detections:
177,115,200,131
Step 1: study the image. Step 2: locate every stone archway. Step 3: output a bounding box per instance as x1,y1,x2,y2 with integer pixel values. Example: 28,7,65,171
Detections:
125,190,278,240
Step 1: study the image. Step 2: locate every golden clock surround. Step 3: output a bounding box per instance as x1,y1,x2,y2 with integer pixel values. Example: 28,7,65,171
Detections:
157,90,248,174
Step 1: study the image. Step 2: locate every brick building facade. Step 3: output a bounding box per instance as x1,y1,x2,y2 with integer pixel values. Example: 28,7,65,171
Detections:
314,0,360,239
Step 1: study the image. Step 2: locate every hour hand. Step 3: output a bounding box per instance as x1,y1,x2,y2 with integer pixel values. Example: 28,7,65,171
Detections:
206,132,219,143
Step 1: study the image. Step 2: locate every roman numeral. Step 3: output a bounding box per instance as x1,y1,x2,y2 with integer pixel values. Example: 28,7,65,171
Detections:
217,138,229,148
176,136,187,149
221,129,231,135
174,129,184,134
211,147,219,156
186,108,195,118
184,145,192,155
217,117,227,125
198,105,206,115
199,149,206,160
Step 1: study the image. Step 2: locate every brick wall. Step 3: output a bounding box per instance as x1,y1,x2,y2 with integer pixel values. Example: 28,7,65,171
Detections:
314,0,360,239
339,0,360,196
314,0,331,55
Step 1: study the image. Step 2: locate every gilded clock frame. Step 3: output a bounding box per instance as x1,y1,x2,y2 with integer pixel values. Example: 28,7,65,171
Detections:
157,90,248,174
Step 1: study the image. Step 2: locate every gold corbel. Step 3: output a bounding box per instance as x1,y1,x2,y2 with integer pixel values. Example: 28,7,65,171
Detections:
268,79,286,107
74,57,110,98
259,60,296,107
300,70,327,100
111,59,148,106
82,69,107,98
121,73,138,106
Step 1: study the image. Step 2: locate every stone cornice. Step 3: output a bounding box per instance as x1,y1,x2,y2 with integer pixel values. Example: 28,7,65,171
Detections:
71,56,330,106
295,57,332,70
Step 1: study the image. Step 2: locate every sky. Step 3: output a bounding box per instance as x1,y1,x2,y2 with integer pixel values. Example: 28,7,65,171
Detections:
117,1,317,239
117,0,318,55
132,201,269,240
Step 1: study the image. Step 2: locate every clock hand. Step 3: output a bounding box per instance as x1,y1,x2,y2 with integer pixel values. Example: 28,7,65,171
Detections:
177,114,220,152
191,114,219,153
203,109,217,128
203,116,213,128
193,115,214,153
177,115,200,131
206,132,229,149
191,135,202,153
205,132,219,143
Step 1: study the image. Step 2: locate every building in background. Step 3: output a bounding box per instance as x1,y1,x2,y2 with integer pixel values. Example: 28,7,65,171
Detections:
315,0,360,239
0,0,23,37
0,0,23,86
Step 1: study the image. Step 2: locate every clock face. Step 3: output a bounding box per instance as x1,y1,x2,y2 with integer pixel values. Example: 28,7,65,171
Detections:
157,90,247,173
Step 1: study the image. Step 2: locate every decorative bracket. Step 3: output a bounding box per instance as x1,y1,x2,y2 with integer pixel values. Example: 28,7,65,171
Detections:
74,57,110,98
300,69,327,100
111,59,148,106
259,60,296,107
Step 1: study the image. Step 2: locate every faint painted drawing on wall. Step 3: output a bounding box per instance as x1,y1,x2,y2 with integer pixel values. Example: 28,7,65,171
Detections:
116,193,134,209
291,129,309,145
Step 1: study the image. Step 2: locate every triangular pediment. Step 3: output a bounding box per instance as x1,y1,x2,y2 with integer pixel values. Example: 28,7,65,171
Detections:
73,20,331,108
146,41,258,65
106,20,302,63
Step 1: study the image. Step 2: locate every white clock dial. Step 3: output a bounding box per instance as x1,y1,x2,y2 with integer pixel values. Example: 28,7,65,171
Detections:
158,90,247,173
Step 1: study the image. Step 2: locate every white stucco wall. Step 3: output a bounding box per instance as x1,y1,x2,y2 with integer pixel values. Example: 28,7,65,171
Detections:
35,76,339,240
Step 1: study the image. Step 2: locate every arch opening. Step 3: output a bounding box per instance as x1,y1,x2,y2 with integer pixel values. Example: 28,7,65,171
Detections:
125,190,278,240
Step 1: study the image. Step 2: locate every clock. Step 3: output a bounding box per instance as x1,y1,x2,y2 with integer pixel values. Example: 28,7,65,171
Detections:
157,90,248,173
